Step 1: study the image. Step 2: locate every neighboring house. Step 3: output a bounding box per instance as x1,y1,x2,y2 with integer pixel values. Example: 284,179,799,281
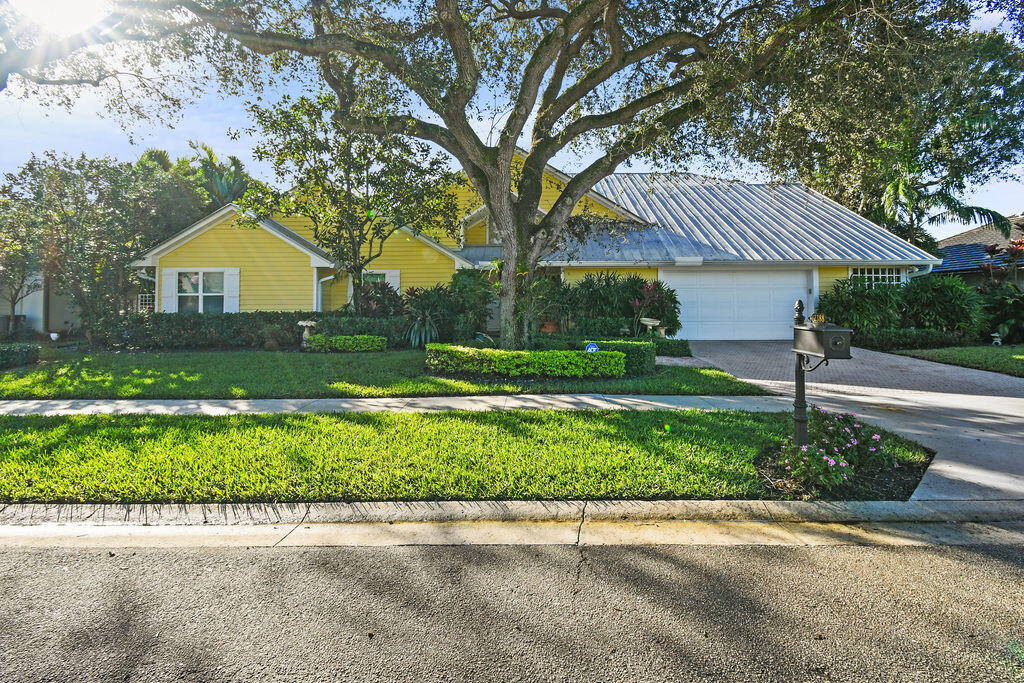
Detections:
132,161,939,341
10,277,81,334
934,215,1024,288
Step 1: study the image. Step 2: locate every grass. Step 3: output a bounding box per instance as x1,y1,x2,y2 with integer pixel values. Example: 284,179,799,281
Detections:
0,348,765,399
0,409,928,503
897,345,1024,378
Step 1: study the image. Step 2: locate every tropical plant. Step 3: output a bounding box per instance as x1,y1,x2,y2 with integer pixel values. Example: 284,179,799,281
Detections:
353,281,405,319
190,142,249,208
901,276,984,337
816,279,903,331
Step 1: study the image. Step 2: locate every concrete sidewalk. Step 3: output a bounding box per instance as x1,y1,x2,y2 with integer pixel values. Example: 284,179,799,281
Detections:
0,393,790,416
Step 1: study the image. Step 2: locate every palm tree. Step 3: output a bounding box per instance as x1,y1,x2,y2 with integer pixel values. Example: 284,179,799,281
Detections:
189,141,249,207
878,159,1012,253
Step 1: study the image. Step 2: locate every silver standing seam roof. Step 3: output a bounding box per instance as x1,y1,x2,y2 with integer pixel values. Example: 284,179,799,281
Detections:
544,173,940,265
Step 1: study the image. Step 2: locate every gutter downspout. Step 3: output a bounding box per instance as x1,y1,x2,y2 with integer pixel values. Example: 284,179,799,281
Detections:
907,264,933,279
315,274,334,312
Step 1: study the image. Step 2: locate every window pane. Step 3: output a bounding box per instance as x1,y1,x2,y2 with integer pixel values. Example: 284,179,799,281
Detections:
203,295,224,314
203,271,224,293
178,295,199,313
363,273,385,284
177,272,200,294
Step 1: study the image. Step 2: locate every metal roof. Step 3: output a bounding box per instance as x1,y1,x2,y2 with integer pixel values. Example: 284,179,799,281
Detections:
576,173,941,264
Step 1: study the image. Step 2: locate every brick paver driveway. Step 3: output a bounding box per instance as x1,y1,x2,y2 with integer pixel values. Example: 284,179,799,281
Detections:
692,341,1024,501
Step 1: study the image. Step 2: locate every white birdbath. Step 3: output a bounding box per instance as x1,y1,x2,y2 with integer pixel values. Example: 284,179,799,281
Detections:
638,317,661,336
297,320,317,348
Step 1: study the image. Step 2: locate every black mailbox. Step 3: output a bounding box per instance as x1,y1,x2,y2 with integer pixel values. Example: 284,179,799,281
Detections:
793,322,852,360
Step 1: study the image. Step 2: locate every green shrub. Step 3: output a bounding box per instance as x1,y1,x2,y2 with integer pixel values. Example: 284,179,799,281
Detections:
582,339,655,376
0,342,40,369
901,276,984,337
449,269,497,331
818,276,986,341
569,316,631,338
852,328,966,351
564,271,681,336
307,334,386,353
92,312,413,350
981,282,1024,343
652,337,692,357
352,280,405,318
817,279,902,330
425,343,626,378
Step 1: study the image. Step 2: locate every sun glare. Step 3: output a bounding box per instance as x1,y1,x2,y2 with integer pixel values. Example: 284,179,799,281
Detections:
10,0,111,37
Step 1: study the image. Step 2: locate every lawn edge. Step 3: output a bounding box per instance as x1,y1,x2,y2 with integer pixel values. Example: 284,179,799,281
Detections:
2,499,1022,526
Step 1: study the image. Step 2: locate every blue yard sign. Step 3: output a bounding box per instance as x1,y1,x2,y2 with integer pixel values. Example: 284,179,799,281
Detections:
584,342,599,353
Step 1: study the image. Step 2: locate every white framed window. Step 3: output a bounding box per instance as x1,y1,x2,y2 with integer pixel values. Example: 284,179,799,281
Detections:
348,270,400,301
851,267,904,287
159,268,240,313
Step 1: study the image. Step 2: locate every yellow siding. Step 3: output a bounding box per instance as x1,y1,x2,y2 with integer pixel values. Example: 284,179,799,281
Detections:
158,215,315,311
316,236,458,310
464,222,488,246
562,267,659,284
818,266,849,296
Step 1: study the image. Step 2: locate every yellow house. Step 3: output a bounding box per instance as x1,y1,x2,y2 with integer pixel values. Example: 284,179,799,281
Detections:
133,159,939,340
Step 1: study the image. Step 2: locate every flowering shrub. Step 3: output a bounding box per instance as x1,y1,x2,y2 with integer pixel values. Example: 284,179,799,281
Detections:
777,407,891,490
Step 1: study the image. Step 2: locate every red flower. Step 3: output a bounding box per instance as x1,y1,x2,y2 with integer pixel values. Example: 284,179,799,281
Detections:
984,243,1003,256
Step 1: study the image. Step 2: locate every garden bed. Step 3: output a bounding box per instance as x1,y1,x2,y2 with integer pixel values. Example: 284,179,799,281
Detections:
0,409,929,503
0,348,763,399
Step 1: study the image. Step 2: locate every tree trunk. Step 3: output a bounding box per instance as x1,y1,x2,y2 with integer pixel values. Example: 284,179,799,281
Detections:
498,246,521,349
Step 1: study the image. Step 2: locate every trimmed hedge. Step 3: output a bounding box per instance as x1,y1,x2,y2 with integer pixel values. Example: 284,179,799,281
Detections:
568,316,631,338
307,334,386,353
853,328,966,352
425,344,626,378
91,312,413,350
653,338,692,357
0,342,41,370
582,339,655,376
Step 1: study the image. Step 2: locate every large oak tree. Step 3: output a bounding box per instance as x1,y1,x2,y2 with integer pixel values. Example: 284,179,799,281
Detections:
8,0,1017,347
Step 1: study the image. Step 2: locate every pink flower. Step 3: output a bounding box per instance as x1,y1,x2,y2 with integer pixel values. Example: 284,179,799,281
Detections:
850,439,858,445
842,474,847,480
869,447,876,452
871,434,881,441
840,462,847,467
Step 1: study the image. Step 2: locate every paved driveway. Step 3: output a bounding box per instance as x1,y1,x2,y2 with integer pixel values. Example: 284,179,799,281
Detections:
691,341,1024,501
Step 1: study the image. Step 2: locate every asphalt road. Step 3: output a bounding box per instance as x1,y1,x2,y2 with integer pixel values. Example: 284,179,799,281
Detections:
2,544,1023,682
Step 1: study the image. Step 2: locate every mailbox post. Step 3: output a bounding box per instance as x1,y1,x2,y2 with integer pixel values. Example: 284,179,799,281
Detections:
791,300,852,446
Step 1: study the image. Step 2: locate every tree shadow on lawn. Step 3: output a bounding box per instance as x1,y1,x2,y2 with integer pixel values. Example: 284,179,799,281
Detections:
1,349,763,399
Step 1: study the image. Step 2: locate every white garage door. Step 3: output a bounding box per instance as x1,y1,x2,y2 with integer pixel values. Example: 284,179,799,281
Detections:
658,268,813,340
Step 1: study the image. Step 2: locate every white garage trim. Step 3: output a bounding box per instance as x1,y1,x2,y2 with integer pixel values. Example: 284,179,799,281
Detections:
658,267,815,340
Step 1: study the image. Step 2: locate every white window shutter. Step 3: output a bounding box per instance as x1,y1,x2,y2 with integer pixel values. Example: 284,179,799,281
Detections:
160,269,177,312
385,271,400,292
224,268,240,312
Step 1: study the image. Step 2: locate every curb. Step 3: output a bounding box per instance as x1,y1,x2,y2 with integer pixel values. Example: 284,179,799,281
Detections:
2,499,1023,526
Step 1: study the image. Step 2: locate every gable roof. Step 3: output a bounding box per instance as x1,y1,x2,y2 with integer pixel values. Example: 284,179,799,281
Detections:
134,204,473,270
937,215,1024,248
578,173,941,264
133,204,334,268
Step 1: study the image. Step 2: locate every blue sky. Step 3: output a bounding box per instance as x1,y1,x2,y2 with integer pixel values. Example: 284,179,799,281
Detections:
1,13,1021,241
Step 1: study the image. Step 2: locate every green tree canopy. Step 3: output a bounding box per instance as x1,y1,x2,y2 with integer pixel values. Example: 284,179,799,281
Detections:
237,94,460,313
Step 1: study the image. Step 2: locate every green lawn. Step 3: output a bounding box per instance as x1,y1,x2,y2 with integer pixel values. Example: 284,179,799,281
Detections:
0,410,928,503
897,345,1024,378
0,348,764,399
